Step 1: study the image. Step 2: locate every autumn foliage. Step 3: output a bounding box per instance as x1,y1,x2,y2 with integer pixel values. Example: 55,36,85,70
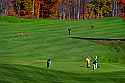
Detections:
34,0,40,18
0,0,125,19
119,0,125,19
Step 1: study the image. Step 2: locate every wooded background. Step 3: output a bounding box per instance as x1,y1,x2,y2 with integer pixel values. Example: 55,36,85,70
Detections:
0,0,125,19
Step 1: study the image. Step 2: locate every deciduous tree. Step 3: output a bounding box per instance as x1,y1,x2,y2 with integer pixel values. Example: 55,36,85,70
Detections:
89,0,112,18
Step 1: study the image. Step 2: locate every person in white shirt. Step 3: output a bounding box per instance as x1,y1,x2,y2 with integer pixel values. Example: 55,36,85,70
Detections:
92,56,98,70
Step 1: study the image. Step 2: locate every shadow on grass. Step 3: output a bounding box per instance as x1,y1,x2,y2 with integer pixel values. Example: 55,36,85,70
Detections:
70,36,125,41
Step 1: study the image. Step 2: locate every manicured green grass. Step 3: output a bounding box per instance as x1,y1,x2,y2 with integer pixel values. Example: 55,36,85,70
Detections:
0,16,125,83
0,17,125,63
0,64,125,83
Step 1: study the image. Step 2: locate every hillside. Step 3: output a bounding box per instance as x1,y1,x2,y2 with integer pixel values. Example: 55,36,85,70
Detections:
0,16,125,63
0,64,125,83
0,16,125,83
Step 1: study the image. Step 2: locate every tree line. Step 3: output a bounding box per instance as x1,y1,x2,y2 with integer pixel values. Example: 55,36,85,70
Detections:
0,0,125,19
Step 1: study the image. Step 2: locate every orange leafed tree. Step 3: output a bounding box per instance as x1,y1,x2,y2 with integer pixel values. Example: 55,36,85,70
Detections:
119,0,125,19
49,0,60,18
34,0,40,18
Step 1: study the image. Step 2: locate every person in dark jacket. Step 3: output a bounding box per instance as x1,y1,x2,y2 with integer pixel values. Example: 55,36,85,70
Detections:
68,28,71,36
47,58,51,68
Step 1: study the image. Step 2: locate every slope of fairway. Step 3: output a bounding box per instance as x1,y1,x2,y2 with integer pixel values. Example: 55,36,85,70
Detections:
0,16,125,64
0,16,125,83
0,64,125,83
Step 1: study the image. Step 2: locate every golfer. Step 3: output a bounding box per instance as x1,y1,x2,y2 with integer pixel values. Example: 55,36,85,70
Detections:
92,56,98,70
86,57,91,68
95,56,98,69
47,58,51,68
68,28,71,36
